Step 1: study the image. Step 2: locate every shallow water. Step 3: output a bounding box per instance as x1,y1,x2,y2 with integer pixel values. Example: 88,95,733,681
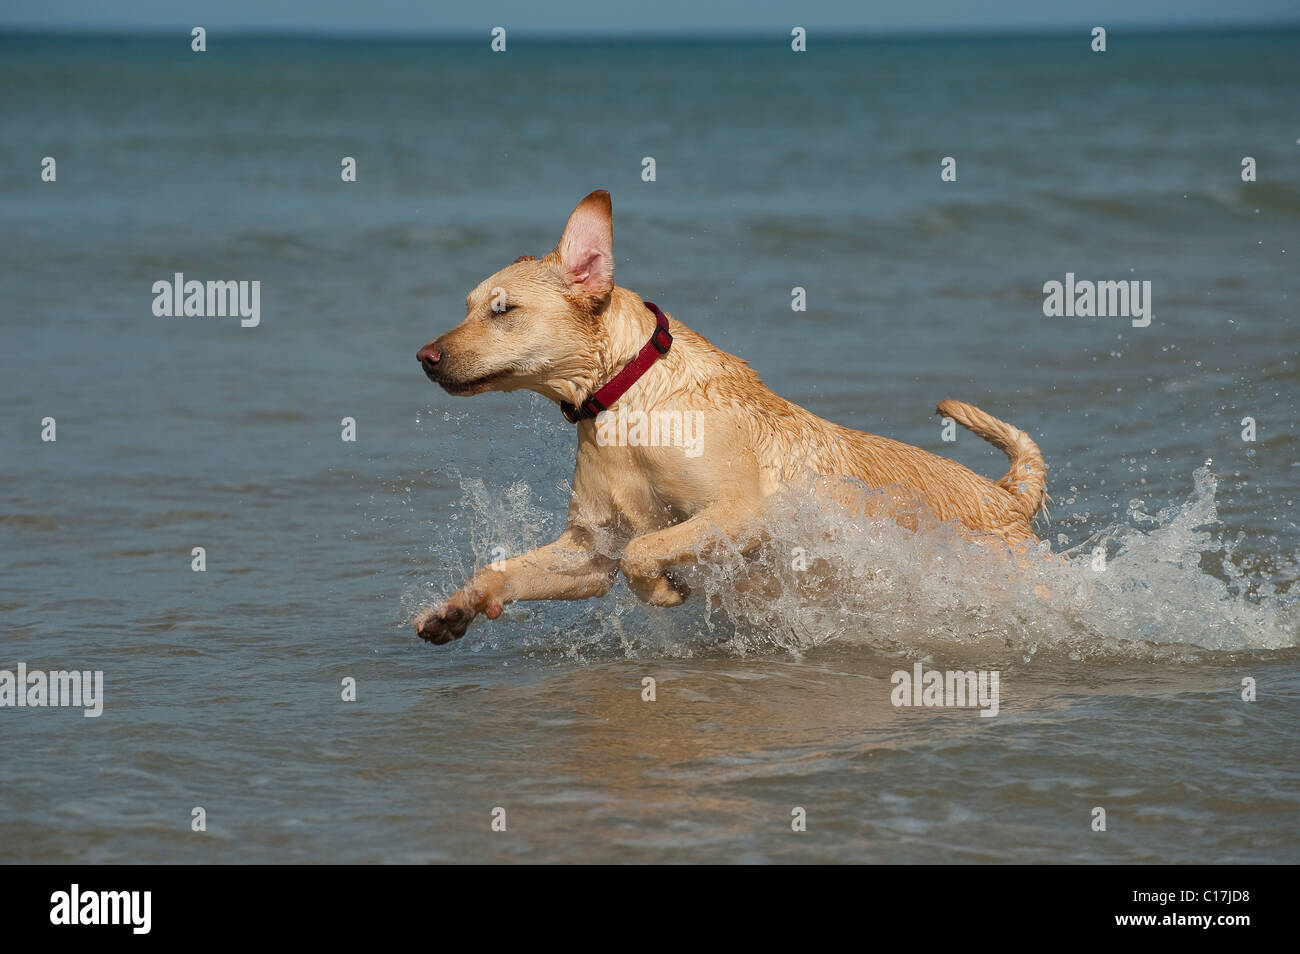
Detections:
0,31,1297,863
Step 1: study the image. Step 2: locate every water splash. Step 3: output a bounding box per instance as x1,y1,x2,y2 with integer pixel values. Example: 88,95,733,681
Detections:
683,463,1297,661
406,408,1297,661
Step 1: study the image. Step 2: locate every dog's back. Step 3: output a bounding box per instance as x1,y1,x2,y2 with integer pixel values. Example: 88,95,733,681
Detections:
635,308,1046,544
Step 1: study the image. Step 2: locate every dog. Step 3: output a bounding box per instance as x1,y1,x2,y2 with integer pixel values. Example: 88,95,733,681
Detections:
412,190,1046,644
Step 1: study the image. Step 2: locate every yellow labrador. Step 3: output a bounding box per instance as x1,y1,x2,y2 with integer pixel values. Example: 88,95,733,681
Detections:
413,190,1046,644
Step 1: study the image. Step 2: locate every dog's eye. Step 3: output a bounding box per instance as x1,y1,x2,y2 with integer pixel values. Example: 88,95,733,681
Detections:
491,304,517,316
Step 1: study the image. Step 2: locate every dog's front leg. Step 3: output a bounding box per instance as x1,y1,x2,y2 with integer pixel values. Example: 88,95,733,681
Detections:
414,526,618,644
619,501,765,606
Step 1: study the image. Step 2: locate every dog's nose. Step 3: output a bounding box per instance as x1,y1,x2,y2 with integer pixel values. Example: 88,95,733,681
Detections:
417,343,442,372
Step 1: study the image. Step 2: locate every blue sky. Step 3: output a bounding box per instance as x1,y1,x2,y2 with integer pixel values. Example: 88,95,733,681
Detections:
5,0,1299,35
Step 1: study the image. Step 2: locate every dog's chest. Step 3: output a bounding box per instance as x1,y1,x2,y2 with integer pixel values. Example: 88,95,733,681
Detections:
573,432,711,531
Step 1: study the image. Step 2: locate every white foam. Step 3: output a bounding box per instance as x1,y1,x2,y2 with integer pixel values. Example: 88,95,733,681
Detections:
413,452,1297,660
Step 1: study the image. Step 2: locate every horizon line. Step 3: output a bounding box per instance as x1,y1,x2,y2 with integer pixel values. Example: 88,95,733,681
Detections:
2,21,1299,44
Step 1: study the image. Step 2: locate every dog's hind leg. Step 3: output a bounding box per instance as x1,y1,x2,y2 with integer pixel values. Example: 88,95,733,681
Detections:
413,526,618,644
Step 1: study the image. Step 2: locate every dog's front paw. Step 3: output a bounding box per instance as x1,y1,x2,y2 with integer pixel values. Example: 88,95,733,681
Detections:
413,598,475,645
620,547,688,607
413,587,504,645
622,565,690,607
634,571,686,608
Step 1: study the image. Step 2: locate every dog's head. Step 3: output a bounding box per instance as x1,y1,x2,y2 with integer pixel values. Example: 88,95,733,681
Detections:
417,190,615,397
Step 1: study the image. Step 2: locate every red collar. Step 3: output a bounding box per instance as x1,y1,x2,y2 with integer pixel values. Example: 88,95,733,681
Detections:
561,301,673,423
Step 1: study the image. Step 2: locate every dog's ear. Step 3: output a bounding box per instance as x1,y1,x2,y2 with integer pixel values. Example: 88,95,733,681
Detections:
557,190,614,301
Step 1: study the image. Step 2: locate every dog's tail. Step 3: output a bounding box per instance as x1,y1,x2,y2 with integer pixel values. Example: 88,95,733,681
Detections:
936,399,1047,519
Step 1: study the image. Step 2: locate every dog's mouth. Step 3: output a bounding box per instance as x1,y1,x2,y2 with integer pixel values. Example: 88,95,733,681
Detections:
429,366,515,395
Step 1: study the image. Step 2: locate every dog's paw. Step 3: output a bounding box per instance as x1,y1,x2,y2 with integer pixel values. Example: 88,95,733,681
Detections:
413,600,475,645
413,586,504,645
625,569,690,607
620,548,689,607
